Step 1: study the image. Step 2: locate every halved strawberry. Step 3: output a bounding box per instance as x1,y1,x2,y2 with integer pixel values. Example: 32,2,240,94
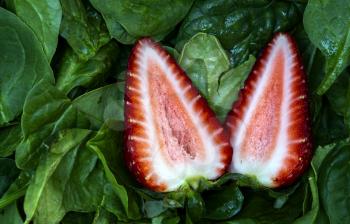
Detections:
124,38,232,192
225,33,312,188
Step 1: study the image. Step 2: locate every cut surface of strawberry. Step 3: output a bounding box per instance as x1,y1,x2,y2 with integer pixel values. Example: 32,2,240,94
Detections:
125,38,232,192
226,33,312,188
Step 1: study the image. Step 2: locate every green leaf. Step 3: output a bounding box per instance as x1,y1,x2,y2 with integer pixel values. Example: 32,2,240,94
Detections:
0,171,31,209
312,100,348,146
92,206,116,224
87,124,141,220
345,83,350,131
56,41,119,96
0,7,54,126
73,83,124,130
304,0,350,95
326,70,350,117
102,184,132,221
293,27,326,126
178,33,254,119
319,141,350,223
60,0,110,60
312,143,338,175
152,211,181,224
186,190,204,222
144,200,166,218
213,55,255,120
23,129,106,224
203,185,243,220
90,0,194,44
15,80,90,170
293,27,350,145
232,185,305,224
61,212,95,224
6,0,62,61
223,219,256,224
293,143,336,224
179,33,230,104
0,203,23,224
163,191,186,209
0,158,20,197
164,46,180,61
0,124,22,157
177,0,303,66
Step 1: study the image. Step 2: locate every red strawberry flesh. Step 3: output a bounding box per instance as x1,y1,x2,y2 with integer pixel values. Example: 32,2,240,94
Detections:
226,33,312,188
125,38,232,192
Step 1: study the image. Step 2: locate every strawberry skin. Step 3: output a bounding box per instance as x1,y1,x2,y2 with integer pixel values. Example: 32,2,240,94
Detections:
125,38,232,192
226,33,312,188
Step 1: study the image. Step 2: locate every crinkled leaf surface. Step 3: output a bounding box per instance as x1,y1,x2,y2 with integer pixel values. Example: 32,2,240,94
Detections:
177,0,302,66
90,0,194,44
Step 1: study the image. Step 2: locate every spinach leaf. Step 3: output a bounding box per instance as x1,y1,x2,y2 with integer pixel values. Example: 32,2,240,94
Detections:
23,129,107,224
293,26,324,94
5,0,62,61
213,56,255,120
312,100,348,146
293,143,336,224
0,7,54,126
60,0,110,60
0,171,31,209
16,80,90,170
63,210,116,224
0,124,22,157
326,70,350,117
231,185,305,224
303,0,350,95
90,0,194,44
143,200,166,218
0,158,20,197
87,124,141,220
152,211,180,224
179,33,255,120
61,212,95,224
73,83,124,130
179,33,230,107
92,206,117,224
164,46,180,61
56,41,119,96
203,185,243,220
186,190,204,222
319,140,350,224
177,0,303,66
293,26,327,127
0,203,23,224
345,82,350,131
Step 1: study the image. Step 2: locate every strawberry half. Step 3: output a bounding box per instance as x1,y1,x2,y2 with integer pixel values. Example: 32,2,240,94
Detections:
124,38,232,192
225,33,312,188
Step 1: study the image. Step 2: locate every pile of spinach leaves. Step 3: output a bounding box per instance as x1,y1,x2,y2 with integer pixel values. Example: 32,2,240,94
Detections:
0,0,349,223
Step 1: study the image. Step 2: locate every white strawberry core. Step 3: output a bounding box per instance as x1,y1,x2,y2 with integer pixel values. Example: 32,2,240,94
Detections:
230,34,299,187
130,42,227,191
